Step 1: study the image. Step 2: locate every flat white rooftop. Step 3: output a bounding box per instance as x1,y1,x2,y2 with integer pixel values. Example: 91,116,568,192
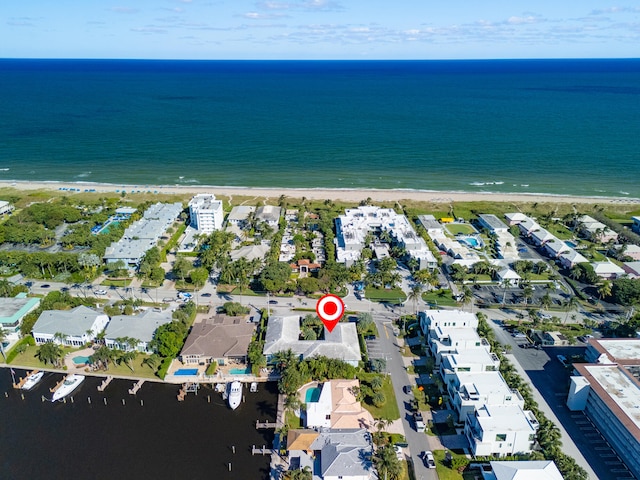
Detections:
475,404,537,431
584,365,640,432
597,339,640,361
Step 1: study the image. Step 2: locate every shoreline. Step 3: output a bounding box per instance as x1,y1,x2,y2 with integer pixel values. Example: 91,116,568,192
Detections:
1,179,639,205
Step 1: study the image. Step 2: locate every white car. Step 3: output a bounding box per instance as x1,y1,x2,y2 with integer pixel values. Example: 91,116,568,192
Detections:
94,289,107,295
394,445,403,460
423,450,436,469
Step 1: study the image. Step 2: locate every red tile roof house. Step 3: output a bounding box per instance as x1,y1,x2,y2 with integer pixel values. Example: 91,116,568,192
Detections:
290,259,321,278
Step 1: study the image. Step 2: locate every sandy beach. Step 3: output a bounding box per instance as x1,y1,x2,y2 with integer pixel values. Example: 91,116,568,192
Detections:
1,180,638,205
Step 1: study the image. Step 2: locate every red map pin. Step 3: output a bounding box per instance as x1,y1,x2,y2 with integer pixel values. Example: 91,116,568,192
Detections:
316,294,345,333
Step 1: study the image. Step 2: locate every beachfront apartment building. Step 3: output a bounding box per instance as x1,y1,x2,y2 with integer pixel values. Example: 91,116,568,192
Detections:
439,349,501,384
104,202,182,268
577,215,618,243
447,371,525,423
419,309,478,335
0,200,14,216
464,404,539,457
104,309,173,353
567,339,640,478
477,214,509,233
633,216,640,234
188,194,224,233
32,306,109,346
334,206,436,269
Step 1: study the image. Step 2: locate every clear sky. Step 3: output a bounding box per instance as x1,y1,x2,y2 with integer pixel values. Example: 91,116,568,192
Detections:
3,1,639,60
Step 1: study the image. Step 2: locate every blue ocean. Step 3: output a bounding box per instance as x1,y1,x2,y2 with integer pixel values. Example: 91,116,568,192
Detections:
1,58,639,197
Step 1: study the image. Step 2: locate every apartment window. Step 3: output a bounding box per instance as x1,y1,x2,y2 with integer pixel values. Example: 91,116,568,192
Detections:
505,396,512,401
495,434,507,442
475,342,481,346
458,367,470,372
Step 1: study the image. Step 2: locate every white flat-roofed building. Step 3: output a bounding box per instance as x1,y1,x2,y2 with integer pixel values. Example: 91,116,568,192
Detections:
32,306,109,346
0,294,41,333
0,200,14,215
417,214,444,234
188,194,224,233
477,214,509,233
428,327,490,367
335,206,435,268
494,232,519,259
567,338,640,478
440,349,501,384
418,309,478,336
104,202,182,268
263,316,361,366
104,309,173,353
464,404,538,457
256,205,282,227
448,371,525,422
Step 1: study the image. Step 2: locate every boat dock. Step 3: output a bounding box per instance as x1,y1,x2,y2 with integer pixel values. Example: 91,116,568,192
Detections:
255,420,278,429
177,382,199,401
12,370,39,389
252,445,270,455
128,380,144,395
97,376,113,392
50,377,65,393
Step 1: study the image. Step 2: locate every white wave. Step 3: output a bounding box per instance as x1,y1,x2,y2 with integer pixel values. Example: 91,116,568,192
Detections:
0,168,9,171
619,191,630,195
75,171,92,178
521,184,529,187
469,182,485,186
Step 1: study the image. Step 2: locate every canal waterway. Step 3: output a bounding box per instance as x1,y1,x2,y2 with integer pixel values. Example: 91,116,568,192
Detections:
0,369,277,479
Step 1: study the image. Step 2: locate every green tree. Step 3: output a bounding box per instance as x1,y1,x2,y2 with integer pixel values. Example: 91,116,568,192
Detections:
407,283,424,315
189,267,209,290
36,342,64,367
259,262,292,293
374,444,402,480
172,257,192,283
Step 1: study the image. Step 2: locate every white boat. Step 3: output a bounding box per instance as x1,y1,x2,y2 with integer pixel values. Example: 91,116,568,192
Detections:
22,371,44,391
227,381,242,410
52,374,85,401
250,382,258,393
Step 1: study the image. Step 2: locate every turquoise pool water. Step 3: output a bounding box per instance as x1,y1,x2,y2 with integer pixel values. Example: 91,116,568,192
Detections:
99,220,120,235
73,355,90,365
305,387,321,403
229,367,251,375
565,240,578,248
458,235,483,248
175,368,198,376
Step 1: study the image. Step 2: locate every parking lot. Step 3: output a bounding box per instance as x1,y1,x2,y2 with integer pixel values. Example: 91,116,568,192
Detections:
365,337,384,361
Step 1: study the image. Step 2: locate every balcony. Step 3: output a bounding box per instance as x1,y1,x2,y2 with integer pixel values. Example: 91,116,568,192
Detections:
525,410,539,429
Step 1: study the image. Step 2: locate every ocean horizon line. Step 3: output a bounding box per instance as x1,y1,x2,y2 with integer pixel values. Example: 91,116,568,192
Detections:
2,57,640,62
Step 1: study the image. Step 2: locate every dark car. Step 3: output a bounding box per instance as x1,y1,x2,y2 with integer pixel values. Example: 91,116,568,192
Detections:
403,385,412,394
201,293,212,297
41,284,50,288
268,300,278,305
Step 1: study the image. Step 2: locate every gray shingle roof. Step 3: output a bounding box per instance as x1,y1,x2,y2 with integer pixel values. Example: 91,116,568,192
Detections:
33,306,106,336
105,309,173,344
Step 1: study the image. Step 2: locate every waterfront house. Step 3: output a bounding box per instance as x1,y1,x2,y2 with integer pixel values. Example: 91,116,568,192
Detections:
104,309,172,352
480,460,563,480
32,306,109,346
305,379,375,430
180,314,256,366
309,428,375,480
255,205,282,228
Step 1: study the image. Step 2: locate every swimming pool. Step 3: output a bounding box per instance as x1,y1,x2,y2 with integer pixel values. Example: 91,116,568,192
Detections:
305,387,321,403
565,240,578,248
458,235,483,249
174,368,199,376
73,355,91,365
229,367,251,375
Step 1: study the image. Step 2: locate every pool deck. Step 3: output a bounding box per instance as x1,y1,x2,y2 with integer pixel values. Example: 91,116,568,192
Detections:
64,347,95,372
164,358,277,384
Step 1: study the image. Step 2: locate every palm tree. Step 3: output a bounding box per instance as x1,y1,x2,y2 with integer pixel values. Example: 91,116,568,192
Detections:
374,444,402,480
36,342,64,368
563,296,580,324
597,280,612,300
457,286,474,312
522,285,534,308
0,328,7,360
53,331,67,346
142,353,161,371
407,283,424,315
271,349,297,373
540,292,553,311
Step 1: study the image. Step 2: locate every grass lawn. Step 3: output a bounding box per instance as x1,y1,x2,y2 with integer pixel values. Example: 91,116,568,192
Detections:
433,449,470,480
444,223,477,235
359,373,401,421
422,290,457,307
543,223,573,240
101,278,132,287
286,410,303,429
365,287,407,304
9,346,162,380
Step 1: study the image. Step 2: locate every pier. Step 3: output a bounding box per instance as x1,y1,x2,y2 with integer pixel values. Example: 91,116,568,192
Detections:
128,379,144,395
97,376,113,392
12,370,39,389
252,445,270,455
50,378,64,393
177,382,199,401
255,420,278,429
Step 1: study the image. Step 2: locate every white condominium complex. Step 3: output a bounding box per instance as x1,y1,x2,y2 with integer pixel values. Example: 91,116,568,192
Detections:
188,194,224,233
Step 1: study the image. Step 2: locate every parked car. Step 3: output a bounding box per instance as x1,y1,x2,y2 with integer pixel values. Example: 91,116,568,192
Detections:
557,354,569,367
40,284,50,288
423,450,436,469
403,385,412,394
413,412,425,432
394,445,403,460
268,300,278,305
201,293,212,297
94,289,107,295
539,312,552,320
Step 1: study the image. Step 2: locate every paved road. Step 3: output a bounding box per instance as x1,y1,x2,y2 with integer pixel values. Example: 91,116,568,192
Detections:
485,311,601,479
372,313,438,480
